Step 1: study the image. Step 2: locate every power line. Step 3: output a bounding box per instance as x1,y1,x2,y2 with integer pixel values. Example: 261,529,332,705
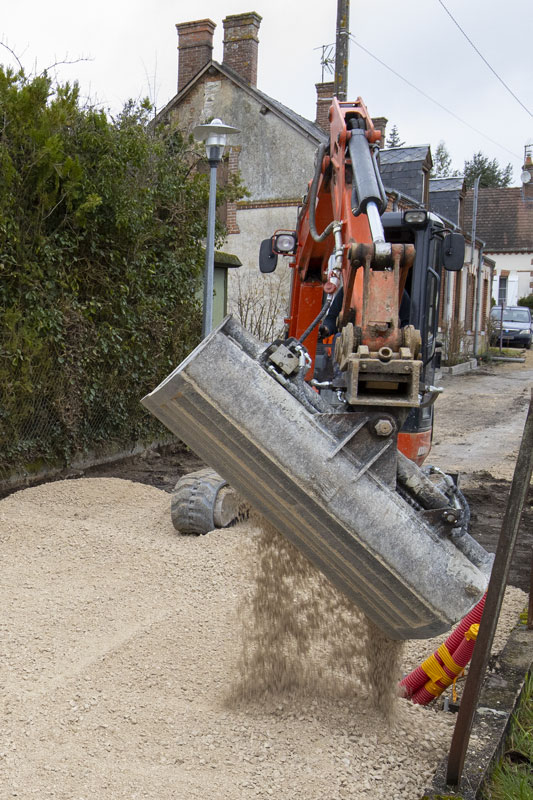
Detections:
437,0,532,118
348,34,522,162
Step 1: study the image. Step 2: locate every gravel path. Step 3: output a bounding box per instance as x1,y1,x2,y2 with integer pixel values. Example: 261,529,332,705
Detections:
1,477,526,799
431,350,533,481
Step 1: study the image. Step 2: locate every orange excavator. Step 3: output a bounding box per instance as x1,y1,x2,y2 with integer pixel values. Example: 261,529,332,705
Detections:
142,97,492,640
259,96,465,467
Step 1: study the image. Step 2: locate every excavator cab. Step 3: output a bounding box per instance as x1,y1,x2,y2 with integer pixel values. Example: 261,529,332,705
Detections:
380,211,464,464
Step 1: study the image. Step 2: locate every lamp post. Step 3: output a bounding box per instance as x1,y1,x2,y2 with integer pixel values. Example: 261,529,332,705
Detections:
193,118,240,338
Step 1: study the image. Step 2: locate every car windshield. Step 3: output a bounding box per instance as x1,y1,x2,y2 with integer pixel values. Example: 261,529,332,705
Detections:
490,308,530,323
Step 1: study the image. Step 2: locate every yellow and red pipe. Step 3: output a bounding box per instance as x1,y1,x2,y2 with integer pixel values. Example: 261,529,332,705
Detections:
399,594,485,705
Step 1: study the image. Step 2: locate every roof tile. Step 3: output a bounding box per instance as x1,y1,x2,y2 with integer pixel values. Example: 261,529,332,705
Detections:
464,187,533,251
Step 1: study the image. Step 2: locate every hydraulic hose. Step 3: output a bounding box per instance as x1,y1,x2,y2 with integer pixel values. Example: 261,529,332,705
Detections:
308,142,338,243
298,286,342,344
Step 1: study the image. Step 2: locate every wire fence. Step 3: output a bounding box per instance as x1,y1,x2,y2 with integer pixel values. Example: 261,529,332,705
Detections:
0,355,166,490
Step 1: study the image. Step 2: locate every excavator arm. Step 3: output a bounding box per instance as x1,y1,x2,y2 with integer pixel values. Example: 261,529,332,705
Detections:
268,98,422,439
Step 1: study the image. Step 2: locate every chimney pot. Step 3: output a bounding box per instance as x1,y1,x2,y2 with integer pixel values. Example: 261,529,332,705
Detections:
222,12,262,86
176,18,216,93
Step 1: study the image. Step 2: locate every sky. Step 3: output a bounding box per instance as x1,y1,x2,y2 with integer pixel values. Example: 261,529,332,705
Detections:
1,0,532,185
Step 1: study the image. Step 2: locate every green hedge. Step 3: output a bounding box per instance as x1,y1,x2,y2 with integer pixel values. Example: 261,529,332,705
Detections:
518,294,533,311
0,68,240,473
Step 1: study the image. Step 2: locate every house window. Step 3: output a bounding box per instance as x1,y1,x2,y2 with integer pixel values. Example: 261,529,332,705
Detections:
498,275,507,305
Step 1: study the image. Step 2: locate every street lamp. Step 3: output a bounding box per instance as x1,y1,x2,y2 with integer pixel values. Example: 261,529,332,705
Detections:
193,118,240,338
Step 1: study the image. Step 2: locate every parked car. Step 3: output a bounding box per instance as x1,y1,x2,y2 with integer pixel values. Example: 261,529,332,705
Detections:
490,306,532,349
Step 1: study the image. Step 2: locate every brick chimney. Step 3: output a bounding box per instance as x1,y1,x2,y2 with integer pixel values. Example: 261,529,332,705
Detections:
372,117,388,149
176,18,216,93
222,12,262,86
315,82,334,133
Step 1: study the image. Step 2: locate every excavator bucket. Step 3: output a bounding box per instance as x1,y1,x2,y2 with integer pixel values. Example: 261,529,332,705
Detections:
142,316,491,640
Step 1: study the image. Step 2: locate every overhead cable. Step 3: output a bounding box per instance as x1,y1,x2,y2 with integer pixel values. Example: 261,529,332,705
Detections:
349,34,522,161
437,0,532,118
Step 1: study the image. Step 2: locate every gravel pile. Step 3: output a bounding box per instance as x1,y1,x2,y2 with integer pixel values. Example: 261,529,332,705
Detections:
0,478,527,799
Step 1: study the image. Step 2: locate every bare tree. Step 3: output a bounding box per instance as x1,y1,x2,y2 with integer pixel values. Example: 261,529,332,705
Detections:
231,271,290,342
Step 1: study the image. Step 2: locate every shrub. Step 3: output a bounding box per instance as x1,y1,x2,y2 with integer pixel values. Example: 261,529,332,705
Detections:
440,320,470,366
518,294,533,311
0,67,242,472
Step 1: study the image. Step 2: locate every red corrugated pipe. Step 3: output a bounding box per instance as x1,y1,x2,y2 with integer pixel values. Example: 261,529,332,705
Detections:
398,593,485,705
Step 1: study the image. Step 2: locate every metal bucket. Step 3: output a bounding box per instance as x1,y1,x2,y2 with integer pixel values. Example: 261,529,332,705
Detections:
142,316,490,640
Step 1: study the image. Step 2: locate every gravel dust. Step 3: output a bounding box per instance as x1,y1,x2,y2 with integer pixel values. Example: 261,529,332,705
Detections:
229,516,403,723
1,478,527,799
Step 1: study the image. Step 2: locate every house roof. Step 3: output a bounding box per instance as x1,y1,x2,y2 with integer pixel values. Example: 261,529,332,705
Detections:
252,80,328,145
428,177,465,228
429,176,465,193
379,146,431,165
156,59,327,145
464,187,533,252
379,145,432,206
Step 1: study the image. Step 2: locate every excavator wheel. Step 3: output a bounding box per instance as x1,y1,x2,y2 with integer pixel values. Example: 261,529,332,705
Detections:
170,468,240,535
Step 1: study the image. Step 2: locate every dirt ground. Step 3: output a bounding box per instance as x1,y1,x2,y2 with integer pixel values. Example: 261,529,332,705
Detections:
430,350,533,592
1,350,532,800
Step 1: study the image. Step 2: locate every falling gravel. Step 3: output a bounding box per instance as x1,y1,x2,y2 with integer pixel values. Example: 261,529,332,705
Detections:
0,478,527,800
229,515,403,723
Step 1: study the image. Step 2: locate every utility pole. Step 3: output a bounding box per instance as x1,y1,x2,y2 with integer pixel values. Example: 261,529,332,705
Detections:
471,174,482,356
334,0,350,100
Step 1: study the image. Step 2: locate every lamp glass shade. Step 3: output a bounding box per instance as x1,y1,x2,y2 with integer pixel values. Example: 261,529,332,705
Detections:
205,131,227,159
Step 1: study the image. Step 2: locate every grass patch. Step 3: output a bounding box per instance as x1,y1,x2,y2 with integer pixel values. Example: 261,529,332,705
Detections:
482,672,533,799
486,346,525,359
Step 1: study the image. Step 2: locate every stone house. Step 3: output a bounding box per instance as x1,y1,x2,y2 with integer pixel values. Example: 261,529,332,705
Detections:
463,157,533,306
429,176,494,351
155,12,328,322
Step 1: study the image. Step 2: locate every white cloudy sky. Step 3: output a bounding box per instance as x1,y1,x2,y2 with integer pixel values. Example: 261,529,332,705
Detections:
2,0,531,184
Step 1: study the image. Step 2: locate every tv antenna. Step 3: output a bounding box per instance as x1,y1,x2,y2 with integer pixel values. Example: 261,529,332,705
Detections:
314,43,335,83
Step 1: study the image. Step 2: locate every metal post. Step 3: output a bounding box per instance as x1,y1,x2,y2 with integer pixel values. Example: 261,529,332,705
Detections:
334,0,350,101
473,244,484,357
202,153,220,339
193,119,240,339
470,175,480,355
470,176,480,266
446,390,533,786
